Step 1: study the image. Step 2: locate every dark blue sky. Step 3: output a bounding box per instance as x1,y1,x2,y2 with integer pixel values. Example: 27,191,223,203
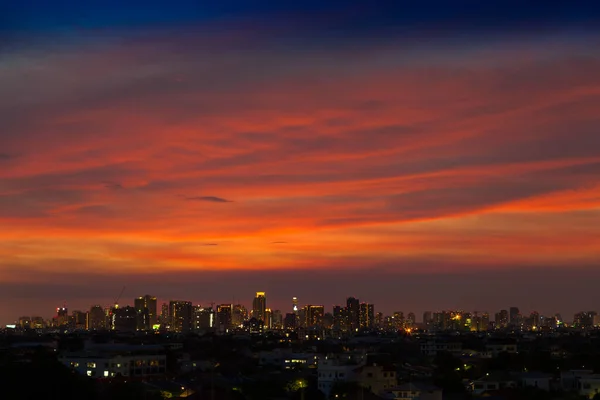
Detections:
3,1,600,36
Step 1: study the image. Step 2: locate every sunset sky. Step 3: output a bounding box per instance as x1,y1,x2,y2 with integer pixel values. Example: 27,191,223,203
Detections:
1,1,600,323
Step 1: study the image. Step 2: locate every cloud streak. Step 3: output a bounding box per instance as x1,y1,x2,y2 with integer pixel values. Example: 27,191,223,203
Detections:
184,196,233,203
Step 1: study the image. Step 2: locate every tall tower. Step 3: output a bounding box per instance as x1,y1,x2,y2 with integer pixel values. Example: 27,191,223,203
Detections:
134,295,158,330
252,292,267,322
346,297,360,332
292,297,298,313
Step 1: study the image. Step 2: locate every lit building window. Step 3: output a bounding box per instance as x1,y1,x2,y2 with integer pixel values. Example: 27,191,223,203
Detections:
87,371,92,376
86,362,96,368
103,371,109,377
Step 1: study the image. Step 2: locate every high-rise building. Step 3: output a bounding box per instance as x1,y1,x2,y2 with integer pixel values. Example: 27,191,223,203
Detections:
509,307,520,327
169,301,193,333
359,303,375,329
495,309,509,329
72,310,86,329
134,295,157,330
31,316,44,329
88,305,106,330
232,304,247,327
252,292,267,322
264,308,273,329
160,303,169,324
304,305,325,328
393,311,405,330
217,304,233,332
292,297,299,313
113,306,138,332
346,297,360,332
407,312,416,327
284,313,296,330
56,307,68,326
333,306,348,331
271,310,283,330
375,312,384,329
193,306,215,333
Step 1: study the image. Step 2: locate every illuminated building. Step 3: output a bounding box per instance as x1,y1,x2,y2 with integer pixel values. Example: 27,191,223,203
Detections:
252,292,267,323
284,313,296,330
18,316,31,329
88,305,106,330
72,310,87,329
495,309,509,329
31,316,45,329
333,306,348,331
112,306,138,332
271,309,283,329
160,303,169,324
304,305,325,328
134,295,157,330
232,304,247,327
292,297,298,313
59,343,166,378
359,303,375,329
346,297,360,331
169,301,193,333
56,307,69,326
509,307,521,328
264,308,272,329
393,311,405,330
407,312,416,327
193,306,214,333
375,312,384,329
423,311,433,330
217,304,233,332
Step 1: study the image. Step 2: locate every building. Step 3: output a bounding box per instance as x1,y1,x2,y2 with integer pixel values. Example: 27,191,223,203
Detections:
252,292,267,322
384,382,442,400
359,303,375,329
271,309,283,329
232,304,247,327
134,295,157,330
56,307,69,326
304,305,325,328
217,304,233,333
72,310,87,329
112,306,137,332
284,313,296,330
347,297,360,332
169,301,193,333
420,339,462,357
160,303,169,324
406,312,416,328
495,309,509,329
87,305,106,330
193,306,215,333
318,353,366,398
59,343,167,379
356,361,397,394
333,306,348,331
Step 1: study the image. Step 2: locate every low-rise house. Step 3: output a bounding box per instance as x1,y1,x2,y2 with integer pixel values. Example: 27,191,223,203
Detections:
383,382,442,400
355,362,397,394
471,373,517,395
317,353,366,398
420,340,462,357
59,343,166,378
518,371,553,391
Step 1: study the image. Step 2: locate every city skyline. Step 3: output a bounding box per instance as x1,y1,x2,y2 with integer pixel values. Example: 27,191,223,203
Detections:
6,288,598,326
2,2,600,324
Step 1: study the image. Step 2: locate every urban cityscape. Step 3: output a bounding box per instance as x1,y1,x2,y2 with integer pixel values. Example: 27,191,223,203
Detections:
3,1,600,400
4,292,600,399
8,291,600,334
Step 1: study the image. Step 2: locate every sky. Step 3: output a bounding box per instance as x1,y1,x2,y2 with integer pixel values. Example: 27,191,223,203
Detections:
1,1,600,324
